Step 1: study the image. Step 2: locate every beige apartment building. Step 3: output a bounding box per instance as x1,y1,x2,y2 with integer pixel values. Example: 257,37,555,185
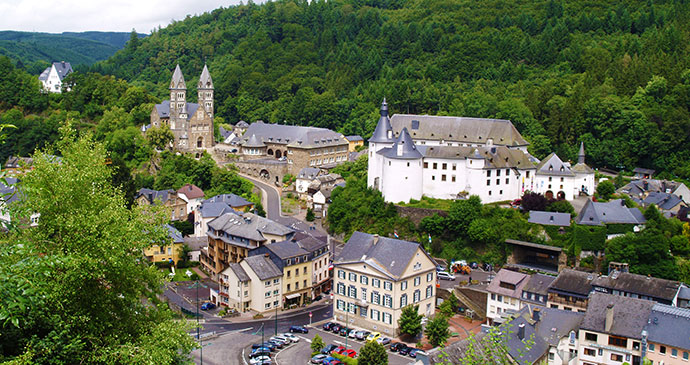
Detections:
332,232,437,336
215,255,283,313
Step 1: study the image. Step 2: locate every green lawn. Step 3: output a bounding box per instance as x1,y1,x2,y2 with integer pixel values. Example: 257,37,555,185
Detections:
166,268,197,282
281,195,303,214
400,196,454,211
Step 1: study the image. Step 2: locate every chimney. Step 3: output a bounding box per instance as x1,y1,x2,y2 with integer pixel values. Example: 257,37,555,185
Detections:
532,307,541,322
605,303,615,332
518,323,526,340
373,234,380,245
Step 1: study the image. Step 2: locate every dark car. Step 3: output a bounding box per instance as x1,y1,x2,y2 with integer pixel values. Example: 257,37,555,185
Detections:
249,348,270,358
321,344,338,355
339,327,353,336
398,345,412,356
322,322,335,331
252,342,276,351
267,340,283,349
408,348,421,358
330,323,342,333
200,302,215,310
289,325,308,333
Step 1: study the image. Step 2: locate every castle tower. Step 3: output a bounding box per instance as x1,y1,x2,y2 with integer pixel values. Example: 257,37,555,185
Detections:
169,64,186,130
379,127,423,203
367,98,396,190
198,64,214,118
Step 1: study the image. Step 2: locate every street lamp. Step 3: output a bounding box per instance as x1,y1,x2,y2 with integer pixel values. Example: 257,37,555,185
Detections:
186,270,202,365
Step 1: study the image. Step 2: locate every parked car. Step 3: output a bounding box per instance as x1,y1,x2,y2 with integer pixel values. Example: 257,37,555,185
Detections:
338,327,353,337
366,332,381,342
269,336,289,346
437,271,456,281
436,264,445,272
348,329,360,339
332,346,346,355
252,342,276,351
249,355,272,365
398,345,412,356
390,342,405,352
320,356,337,365
267,340,283,349
311,354,328,364
355,331,370,341
289,325,308,333
323,322,335,331
376,337,391,345
320,344,338,354
249,348,270,358
409,348,422,358
342,349,357,358
282,333,299,342
200,302,215,310
330,323,342,333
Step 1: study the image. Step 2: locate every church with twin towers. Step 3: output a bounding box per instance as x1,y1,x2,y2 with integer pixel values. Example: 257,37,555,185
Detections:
150,64,215,151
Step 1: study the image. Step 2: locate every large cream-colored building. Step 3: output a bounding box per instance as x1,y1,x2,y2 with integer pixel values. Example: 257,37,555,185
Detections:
215,255,283,313
332,232,436,336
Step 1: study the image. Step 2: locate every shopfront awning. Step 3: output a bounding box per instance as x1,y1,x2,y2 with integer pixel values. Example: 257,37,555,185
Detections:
285,293,301,300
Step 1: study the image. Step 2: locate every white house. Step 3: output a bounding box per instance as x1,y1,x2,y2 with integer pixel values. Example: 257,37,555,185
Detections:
296,167,320,196
177,183,205,215
533,153,577,201
38,61,73,93
486,268,530,324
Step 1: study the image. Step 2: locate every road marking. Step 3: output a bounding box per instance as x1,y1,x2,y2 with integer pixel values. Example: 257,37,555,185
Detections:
298,335,311,343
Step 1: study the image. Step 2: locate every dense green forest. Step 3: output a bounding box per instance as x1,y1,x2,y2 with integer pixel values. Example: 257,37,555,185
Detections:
90,0,690,178
0,31,145,73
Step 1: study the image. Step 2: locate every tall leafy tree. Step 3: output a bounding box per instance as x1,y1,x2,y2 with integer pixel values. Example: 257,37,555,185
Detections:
358,340,388,365
425,315,451,347
398,304,423,338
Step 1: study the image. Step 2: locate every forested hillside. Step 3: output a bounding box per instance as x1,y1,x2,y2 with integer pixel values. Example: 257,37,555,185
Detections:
92,0,690,178
0,31,144,73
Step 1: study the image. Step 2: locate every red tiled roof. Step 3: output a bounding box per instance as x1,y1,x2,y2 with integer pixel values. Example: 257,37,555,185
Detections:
178,183,205,199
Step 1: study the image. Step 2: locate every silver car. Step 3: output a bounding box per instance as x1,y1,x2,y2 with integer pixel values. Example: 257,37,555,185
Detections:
376,337,391,345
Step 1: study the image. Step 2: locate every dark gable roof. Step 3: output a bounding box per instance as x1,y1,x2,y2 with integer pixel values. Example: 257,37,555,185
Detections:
528,211,571,227
264,241,309,259
335,231,433,280
345,135,363,141
298,167,320,180
39,62,73,81
136,188,175,204
241,121,346,149
549,269,597,297
244,255,282,280
177,183,204,199
581,292,655,339
501,315,550,365
575,199,646,226
486,269,530,298
643,192,683,211
153,100,200,120
592,272,682,302
205,194,253,208
634,167,655,175
390,114,528,147
183,236,207,251
535,153,575,177
227,263,249,282
208,212,293,243
165,224,184,243
219,126,232,139
644,304,690,350
379,127,423,160
523,273,556,296
236,120,249,128
199,202,236,218
420,145,533,170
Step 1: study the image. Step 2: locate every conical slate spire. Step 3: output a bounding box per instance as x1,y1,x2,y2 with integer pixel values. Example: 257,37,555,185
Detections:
170,64,186,89
382,127,422,159
198,64,213,89
243,134,265,148
369,98,394,143
578,142,586,164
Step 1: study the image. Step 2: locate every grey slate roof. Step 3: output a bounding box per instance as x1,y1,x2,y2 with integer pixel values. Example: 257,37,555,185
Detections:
633,167,655,175
644,304,690,350
38,61,73,81
199,202,236,218
154,100,200,120
549,269,597,298
241,121,346,149
618,179,687,197
244,255,282,280
227,263,250,282
389,113,528,147
297,167,320,180
243,134,265,148
420,145,534,170
236,120,249,128
379,127,423,160
679,286,690,301
522,273,556,297
170,64,186,89
345,135,363,141
642,191,684,211
205,194,253,208
208,212,293,243
335,231,433,280
528,211,571,226
486,269,530,298
501,313,550,365
183,236,207,251
263,241,309,259
535,153,575,177
166,224,184,243
219,126,232,140
581,292,655,339
575,199,646,226
591,272,682,303
198,64,213,89
136,188,175,204
369,99,394,144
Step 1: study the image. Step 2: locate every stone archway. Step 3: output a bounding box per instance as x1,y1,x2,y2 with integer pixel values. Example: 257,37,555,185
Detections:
275,150,282,159
557,191,566,200
197,136,203,148
545,190,554,200
259,169,270,180
267,149,273,156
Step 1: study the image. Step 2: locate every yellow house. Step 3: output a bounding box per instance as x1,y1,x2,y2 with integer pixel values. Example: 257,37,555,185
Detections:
344,135,364,152
333,232,437,336
144,224,184,265
250,241,313,308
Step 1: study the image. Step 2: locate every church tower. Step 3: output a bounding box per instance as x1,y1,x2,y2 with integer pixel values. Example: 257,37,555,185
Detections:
169,64,186,130
198,64,214,118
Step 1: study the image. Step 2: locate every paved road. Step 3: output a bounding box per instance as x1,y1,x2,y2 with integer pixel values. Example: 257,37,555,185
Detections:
438,269,495,290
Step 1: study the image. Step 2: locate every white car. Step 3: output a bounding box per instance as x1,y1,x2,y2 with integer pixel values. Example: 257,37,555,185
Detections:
269,336,289,345
281,333,299,343
348,330,359,339
249,355,272,365
437,271,456,280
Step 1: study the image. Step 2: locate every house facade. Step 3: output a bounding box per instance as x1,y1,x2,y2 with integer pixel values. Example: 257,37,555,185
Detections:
485,269,530,324
38,61,73,93
142,225,184,265
332,232,437,336
149,64,214,151
547,269,598,312
644,304,690,365
177,183,205,214
135,188,187,221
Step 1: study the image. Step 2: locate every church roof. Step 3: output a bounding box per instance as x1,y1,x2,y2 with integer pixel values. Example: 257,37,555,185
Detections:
536,153,575,177
379,127,422,160
170,64,186,89
389,114,528,147
243,134,265,148
153,100,199,120
198,64,213,89
369,99,394,143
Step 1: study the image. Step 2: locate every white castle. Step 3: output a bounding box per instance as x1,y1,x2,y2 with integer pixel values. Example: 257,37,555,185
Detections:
367,100,594,204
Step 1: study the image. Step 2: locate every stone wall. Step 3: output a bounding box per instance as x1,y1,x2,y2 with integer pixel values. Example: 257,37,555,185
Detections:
395,205,448,226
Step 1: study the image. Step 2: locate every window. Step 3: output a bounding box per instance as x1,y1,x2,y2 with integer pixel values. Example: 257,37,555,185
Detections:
496,170,501,177
608,335,627,348
585,333,597,342
348,285,357,298
496,179,500,185
384,281,392,291
273,279,279,284
683,351,688,360
361,287,367,299
426,285,432,298
414,276,421,286
442,163,447,170
337,283,345,295
672,348,678,357
452,175,456,182
401,281,408,290
371,309,380,321
649,343,655,352
265,291,271,298
491,293,496,300
442,175,446,181
349,272,357,282
584,348,595,357
433,163,437,169
265,281,271,286
414,289,421,302
384,295,392,308
401,294,408,307
505,178,509,184
432,176,435,181
487,180,491,186
337,299,344,311
549,176,552,182
383,312,392,324
265,303,271,309
372,292,380,305
273,289,278,296
424,162,428,168
661,345,667,354
452,164,456,170
295,282,299,289
427,272,433,282
372,278,380,288
610,354,623,362
487,170,491,177
303,267,307,275
338,270,345,279
360,275,368,285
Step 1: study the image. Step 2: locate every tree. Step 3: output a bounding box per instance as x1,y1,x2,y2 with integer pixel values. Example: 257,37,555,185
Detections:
521,192,548,211
146,125,174,151
425,315,451,347
547,199,575,214
398,304,423,338
358,339,388,365
0,127,195,362
439,292,459,317
596,180,616,200
310,334,325,354
306,208,315,222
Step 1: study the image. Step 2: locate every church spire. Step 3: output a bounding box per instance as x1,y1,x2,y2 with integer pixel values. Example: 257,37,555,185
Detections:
578,142,586,164
198,64,213,89
170,64,186,89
